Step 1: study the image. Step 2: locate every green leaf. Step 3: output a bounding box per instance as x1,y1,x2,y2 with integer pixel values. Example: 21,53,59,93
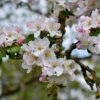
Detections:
90,28,100,36
60,9,74,18
25,34,34,43
0,52,6,63
6,45,21,59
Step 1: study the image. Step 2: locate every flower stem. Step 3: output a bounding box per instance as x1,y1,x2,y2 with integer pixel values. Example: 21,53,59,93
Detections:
50,84,57,100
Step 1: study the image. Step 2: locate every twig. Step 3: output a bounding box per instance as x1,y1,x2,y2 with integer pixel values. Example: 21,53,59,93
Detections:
48,84,57,100
73,58,100,99
64,43,76,59
74,58,96,89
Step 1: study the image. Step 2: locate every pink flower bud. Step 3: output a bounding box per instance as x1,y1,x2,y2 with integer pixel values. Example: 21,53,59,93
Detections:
17,36,25,45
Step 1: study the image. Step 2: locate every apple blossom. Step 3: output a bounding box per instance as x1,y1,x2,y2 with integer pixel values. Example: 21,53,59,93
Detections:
26,16,46,38
1,0,100,99
91,9,100,28
45,18,61,37
88,35,100,54
0,25,24,47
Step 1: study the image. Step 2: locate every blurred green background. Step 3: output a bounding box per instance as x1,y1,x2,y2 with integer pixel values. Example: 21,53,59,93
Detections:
1,57,99,100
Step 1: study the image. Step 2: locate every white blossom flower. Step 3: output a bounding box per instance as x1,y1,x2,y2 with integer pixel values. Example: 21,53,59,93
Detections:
63,59,75,76
21,37,51,72
42,57,76,78
76,34,91,49
40,48,56,66
45,18,61,37
42,58,64,77
88,35,100,54
23,53,37,66
45,58,76,85
74,0,88,16
91,9,100,28
22,37,50,56
26,16,46,38
22,51,43,73
78,16,92,31
30,37,50,57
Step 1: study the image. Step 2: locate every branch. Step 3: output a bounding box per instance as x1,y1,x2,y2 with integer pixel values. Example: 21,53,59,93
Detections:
64,43,76,59
74,58,96,89
48,84,57,100
96,78,100,99
73,58,100,98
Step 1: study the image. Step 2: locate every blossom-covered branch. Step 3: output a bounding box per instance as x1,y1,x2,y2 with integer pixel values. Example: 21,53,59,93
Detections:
1,0,100,99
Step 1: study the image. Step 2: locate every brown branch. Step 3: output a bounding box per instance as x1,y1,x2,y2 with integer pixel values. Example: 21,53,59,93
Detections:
73,58,100,99
48,84,57,100
64,43,76,59
74,58,96,89
96,78,100,99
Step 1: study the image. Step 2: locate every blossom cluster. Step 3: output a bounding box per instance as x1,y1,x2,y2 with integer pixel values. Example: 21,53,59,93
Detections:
0,0,100,87
25,16,61,37
0,25,25,47
21,34,75,85
51,0,99,16
75,9,100,54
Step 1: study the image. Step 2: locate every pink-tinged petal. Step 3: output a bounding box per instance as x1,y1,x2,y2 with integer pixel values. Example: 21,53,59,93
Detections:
17,36,25,45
